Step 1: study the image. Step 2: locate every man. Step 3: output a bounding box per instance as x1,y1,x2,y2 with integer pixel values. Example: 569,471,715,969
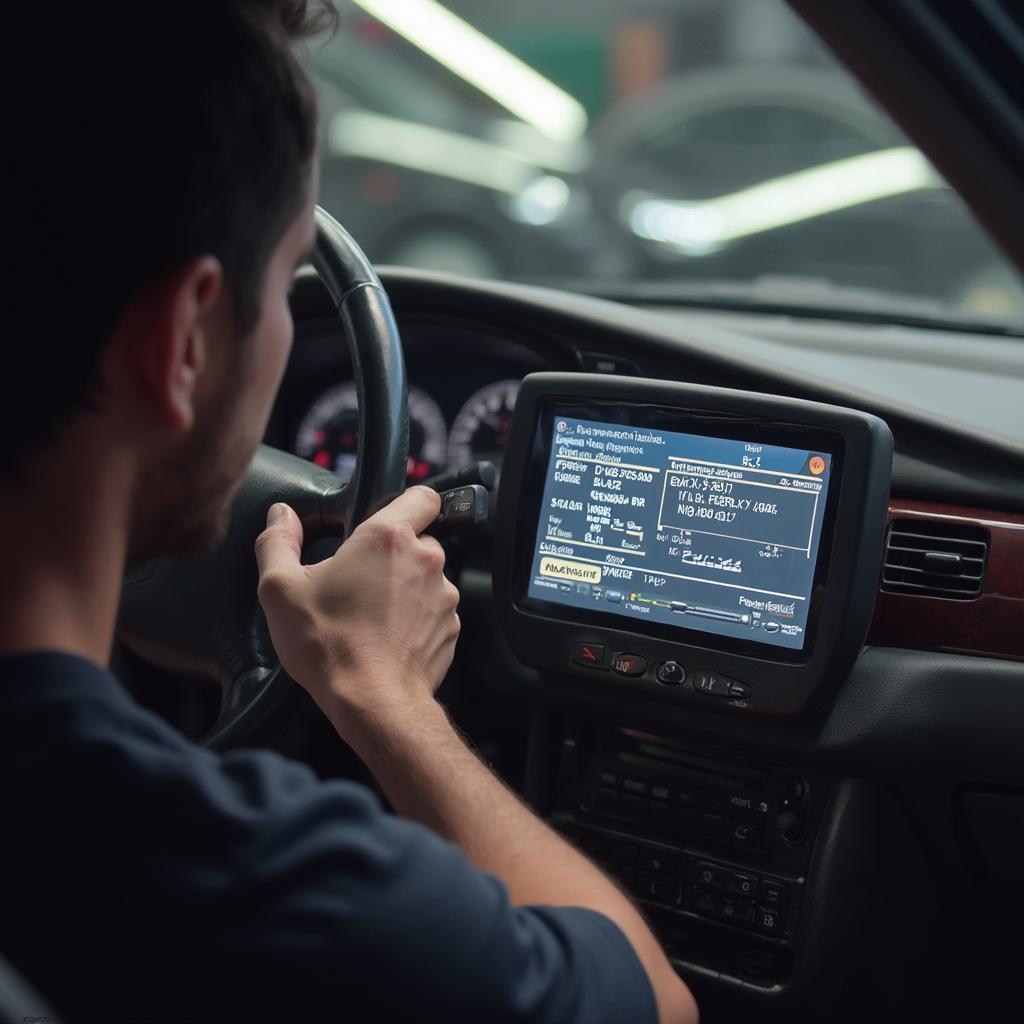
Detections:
1,3,697,1021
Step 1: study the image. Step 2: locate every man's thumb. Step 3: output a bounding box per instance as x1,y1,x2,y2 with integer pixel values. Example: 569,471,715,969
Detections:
255,502,303,581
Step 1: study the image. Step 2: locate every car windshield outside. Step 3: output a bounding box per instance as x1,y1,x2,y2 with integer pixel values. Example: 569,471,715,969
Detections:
307,0,1024,329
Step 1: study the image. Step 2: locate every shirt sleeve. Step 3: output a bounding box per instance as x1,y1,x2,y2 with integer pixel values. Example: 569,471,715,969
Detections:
86,728,658,1024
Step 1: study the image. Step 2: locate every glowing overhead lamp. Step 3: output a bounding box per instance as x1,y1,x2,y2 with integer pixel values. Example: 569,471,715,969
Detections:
328,110,542,193
350,0,588,142
628,147,940,255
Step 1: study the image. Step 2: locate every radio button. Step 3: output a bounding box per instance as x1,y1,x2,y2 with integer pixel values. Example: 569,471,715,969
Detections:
760,881,787,906
656,660,686,686
572,642,606,669
722,872,758,899
720,898,757,925
756,906,783,935
692,669,734,697
612,652,648,676
695,862,722,888
730,822,763,848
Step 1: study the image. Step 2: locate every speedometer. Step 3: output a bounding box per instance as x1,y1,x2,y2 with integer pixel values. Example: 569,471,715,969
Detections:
448,379,520,468
295,382,447,484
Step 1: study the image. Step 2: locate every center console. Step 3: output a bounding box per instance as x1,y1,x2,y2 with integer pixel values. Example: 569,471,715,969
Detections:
492,373,893,994
547,718,829,989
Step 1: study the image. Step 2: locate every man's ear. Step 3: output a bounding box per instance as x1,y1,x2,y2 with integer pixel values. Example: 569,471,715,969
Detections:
115,256,225,433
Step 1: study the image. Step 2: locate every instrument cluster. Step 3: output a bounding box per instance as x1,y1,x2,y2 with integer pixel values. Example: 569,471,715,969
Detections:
293,377,521,484
270,321,558,484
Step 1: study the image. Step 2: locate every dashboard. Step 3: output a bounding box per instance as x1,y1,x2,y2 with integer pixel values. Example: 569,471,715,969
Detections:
279,265,1024,1022
275,266,1024,679
264,315,557,485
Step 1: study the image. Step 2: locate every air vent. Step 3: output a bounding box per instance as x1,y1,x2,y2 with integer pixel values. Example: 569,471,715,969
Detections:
882,518,989,599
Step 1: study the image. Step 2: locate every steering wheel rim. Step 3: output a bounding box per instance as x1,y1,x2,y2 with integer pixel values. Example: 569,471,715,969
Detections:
119,207,409,749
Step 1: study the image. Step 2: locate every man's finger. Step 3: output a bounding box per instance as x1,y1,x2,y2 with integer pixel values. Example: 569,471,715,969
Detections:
254,502,304,580
370,486,441,535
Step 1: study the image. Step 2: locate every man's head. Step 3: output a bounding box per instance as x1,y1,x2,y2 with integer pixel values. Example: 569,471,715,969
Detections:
7,0,334,557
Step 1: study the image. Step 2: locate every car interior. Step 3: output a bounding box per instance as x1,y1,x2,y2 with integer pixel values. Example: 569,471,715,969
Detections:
6,1,1021,1022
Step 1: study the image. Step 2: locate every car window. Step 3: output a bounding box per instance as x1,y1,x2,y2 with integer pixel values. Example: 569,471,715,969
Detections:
636,105,884,193
307,0,1024,326
311,31,472,130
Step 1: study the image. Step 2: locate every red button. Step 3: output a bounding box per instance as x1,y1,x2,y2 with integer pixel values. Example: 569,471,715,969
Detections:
612,653,648,676
572,642,606,669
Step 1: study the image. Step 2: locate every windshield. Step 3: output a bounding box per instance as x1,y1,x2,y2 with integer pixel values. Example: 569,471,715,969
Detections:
307,0,1024,328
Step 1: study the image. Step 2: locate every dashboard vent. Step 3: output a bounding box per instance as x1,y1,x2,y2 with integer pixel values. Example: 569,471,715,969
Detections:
882,518,989,600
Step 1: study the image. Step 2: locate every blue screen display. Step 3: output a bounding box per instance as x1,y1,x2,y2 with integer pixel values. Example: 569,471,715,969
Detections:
526,416,833,651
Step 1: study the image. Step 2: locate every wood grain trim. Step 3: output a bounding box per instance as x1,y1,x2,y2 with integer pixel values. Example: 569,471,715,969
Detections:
867,500,1024,661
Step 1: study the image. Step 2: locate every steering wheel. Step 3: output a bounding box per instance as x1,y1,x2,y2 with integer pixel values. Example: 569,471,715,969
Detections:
118,207,409,749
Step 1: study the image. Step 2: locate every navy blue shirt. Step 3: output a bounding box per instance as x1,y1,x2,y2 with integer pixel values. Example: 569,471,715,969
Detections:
0,652,656,1023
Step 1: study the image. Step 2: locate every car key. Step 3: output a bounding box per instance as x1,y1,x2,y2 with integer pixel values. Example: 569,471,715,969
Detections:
426,484,489,538
425,461,497,493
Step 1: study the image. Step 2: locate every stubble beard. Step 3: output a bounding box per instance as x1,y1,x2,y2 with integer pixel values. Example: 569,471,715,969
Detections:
126,385,255,567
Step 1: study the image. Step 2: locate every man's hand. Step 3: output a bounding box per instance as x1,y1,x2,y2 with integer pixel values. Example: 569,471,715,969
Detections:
254,486,697,1024
254,487,460,736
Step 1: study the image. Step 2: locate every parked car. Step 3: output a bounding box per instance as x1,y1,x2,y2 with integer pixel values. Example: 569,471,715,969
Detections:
584,66,1024,314
308,31,623,279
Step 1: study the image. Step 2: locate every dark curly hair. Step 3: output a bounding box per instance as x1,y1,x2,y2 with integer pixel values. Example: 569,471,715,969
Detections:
4,1,337,479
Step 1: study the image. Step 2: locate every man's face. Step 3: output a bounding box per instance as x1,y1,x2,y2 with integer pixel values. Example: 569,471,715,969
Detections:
129,168,319,562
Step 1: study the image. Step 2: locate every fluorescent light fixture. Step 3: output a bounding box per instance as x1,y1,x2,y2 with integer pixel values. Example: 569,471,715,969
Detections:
350,0,588,142
488,119,591,174
628,147,941,255
328,109,542,194
509,175,572,226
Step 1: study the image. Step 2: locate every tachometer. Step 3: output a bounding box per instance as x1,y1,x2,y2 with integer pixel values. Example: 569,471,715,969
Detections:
448,379,520,469
295,383,447,484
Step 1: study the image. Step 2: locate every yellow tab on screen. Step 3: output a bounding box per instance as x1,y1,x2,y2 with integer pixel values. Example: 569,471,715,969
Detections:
539,557,602,584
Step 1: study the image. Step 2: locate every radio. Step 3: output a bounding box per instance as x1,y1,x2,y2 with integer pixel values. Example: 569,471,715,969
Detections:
549,721,825,988
493,373,892,716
